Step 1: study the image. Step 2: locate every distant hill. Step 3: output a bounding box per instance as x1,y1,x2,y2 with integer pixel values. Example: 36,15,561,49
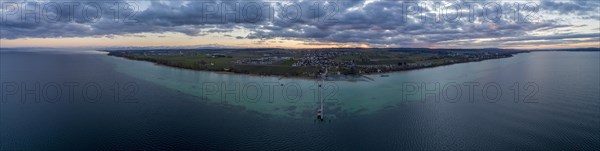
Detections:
540,48,600,52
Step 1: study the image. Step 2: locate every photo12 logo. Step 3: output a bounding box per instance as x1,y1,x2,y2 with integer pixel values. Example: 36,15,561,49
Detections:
399,82,540,103
0,82,139,104
399,1,540,23
199,81,339,104
1,1,139,23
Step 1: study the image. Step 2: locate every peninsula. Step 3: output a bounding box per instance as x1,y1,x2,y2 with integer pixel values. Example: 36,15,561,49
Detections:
106,48,523,79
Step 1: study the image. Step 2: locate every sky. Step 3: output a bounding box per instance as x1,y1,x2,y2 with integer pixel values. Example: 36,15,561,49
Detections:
0,0,598,49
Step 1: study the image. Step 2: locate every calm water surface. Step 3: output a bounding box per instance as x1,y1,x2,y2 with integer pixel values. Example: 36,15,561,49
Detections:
1,51,598,150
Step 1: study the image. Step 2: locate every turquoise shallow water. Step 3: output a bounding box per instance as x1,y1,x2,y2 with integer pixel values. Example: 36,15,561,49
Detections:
106,51,600,118
1,51,599,150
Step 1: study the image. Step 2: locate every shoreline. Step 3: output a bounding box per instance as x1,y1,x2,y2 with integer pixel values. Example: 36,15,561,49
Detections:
106,52,524,81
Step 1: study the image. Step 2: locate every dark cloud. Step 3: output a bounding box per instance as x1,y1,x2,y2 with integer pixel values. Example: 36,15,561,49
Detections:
540,0,599,15
0,0,598,47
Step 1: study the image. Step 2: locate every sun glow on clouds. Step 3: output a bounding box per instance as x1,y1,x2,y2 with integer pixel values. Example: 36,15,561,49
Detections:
1,33,353,49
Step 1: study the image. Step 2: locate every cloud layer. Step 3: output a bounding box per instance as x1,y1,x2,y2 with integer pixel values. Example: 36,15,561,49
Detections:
1,0,598,48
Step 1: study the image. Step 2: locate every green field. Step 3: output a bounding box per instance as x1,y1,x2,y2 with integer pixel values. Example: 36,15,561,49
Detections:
108,48,517,78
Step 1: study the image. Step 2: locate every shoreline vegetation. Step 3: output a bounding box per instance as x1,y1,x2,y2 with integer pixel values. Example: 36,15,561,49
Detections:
105,48,525,80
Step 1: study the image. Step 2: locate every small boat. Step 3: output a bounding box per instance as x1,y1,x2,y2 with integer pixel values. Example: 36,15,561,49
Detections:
380,74,389,77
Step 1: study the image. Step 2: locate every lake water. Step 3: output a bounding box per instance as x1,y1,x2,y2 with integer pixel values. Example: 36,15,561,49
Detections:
1,51,598,150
